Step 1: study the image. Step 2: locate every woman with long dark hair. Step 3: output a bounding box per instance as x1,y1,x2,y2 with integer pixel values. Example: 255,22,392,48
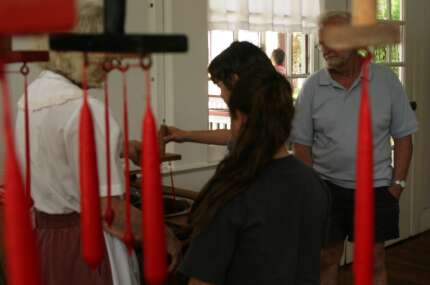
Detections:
179,70,330,285
161,41,277,146
127,41,276,163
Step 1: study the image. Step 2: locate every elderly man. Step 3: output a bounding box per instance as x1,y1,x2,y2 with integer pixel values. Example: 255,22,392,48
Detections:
291,11,417,285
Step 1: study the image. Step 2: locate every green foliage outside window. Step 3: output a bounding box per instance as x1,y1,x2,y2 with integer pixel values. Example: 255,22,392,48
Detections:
377,0,401,20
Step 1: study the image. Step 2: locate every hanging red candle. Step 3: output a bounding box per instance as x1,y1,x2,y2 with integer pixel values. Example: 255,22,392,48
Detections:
79,56,105,269
354,54,375,285
120,65,135,254
21,63,33,207
0,0,75,34
1,60,42,285
103,67,114,226
141,61,168,285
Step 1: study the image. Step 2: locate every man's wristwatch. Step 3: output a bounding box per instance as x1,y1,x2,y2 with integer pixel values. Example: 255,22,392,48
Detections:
393,180,406,189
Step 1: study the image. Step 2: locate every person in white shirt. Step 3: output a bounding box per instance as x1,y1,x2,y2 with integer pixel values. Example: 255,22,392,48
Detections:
15,4,180,285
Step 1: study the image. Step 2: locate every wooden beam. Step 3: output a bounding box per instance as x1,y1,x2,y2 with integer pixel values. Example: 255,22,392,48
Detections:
0,36,49,63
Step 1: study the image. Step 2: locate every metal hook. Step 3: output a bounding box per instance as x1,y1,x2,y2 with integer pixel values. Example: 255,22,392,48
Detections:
111,58,122,69
140,54,152,70
118,62,130,73
20,63,30,76
102,59,114,73
83,52,90,66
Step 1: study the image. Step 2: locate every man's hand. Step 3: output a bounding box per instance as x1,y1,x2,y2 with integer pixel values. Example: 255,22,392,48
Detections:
164,126,189,143
387,184,403,200
166,226,183,272
120,140,141,166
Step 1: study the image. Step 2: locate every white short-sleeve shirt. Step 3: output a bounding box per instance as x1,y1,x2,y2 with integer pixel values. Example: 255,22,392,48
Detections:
15,70,139,285
15,70,124,213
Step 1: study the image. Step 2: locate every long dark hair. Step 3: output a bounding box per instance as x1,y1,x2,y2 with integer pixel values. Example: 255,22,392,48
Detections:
190,69,294,237
208,41,275,89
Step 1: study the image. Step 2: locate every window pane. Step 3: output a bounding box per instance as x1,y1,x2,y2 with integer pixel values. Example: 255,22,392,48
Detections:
291,78,306,100
292,33,305,74
208,112,231,130
390,44,402,62
265,31,280,58
208,95,228,110
377,0,389,20
374,47,388,63
388,24,403,63
391,0,402,20
209,30,234,61
208,80,221,96
238,30,260,46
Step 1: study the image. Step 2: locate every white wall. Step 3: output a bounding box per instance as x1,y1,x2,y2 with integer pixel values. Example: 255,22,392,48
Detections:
154,0,218,190
404,0,430,234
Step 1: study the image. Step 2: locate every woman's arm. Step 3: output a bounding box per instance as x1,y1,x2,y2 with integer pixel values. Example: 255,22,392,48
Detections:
164,127,231,146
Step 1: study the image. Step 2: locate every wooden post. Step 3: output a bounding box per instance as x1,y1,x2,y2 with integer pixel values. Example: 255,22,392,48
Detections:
352,0,377,26
322,0,399,50
0,37,11,54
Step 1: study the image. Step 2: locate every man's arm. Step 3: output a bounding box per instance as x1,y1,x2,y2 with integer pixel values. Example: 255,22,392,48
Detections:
188,278,215,285
293,143,313,167
165,127,231,146
389,135,413,199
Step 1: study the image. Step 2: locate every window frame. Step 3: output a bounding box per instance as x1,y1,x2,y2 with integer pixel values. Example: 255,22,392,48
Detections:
376,0,406,83
207,29,315,130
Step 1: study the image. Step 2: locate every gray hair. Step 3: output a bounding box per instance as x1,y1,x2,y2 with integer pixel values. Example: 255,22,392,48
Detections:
318,11,352,27
42,3,105,87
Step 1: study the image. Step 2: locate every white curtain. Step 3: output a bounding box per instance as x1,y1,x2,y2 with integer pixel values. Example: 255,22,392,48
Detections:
209,0,321,32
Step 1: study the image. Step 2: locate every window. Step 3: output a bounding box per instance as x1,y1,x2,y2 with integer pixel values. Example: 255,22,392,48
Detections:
208,30,315,130
375,0,405,83
208,30,234,131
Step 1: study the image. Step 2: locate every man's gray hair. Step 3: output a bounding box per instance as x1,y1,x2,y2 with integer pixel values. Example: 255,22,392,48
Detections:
318,11,352,27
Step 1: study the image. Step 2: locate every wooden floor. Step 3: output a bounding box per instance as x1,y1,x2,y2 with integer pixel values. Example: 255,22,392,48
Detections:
338,231,430,285
1,231,429,285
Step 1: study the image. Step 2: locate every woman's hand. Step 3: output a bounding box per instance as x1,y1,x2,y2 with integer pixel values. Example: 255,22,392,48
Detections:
164,126,190,143
166,226,183,272
120,140,141,166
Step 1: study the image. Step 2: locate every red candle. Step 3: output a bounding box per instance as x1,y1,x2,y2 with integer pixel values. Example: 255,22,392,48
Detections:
354,55,375,285
22,67,32,206
103,77,115,226
141,69,167,285
1,61,42,285
0,0,75,34
120,68,135,254
79,59,105,269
